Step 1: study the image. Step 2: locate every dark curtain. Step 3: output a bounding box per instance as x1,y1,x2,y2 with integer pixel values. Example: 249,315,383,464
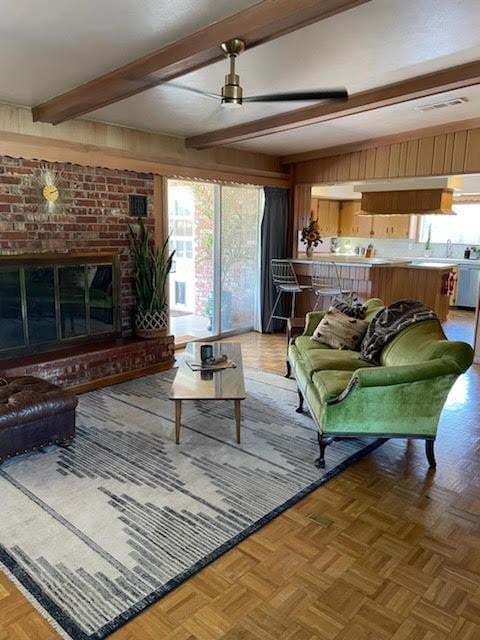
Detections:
260,187,289,332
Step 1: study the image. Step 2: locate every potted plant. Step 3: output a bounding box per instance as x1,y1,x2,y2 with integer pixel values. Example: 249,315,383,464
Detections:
301,220,322,258
128,219,175,339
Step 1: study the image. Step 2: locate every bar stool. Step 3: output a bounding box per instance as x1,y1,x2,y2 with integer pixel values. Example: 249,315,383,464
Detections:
311,261,351,311
266,259,311,332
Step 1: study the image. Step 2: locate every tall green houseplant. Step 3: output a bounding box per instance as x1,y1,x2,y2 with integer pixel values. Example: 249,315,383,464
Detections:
129,219,175,338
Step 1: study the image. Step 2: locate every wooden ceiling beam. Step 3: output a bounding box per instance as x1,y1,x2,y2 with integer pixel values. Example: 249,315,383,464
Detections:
32,0,369,125
185,60,480,149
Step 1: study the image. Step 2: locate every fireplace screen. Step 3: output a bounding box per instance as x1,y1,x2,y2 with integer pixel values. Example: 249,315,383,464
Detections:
0,255,120,356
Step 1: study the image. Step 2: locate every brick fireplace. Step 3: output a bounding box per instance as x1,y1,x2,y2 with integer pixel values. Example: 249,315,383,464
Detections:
0,155,174,389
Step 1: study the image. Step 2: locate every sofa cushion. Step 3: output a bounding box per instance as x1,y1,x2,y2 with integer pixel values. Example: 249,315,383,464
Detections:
303,348,373,379
312,370,353,403
380,318,473,372
363,298,385,322
294,336,332,353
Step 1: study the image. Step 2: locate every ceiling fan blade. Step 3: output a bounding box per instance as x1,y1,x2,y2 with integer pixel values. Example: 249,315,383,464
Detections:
243,89,348,102
142,76,221,100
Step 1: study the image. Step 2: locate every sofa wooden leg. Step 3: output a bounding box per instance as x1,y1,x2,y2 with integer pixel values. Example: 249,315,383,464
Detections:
315,432,333,469
285,360,291,378
425,439,436,469
295,389,304,413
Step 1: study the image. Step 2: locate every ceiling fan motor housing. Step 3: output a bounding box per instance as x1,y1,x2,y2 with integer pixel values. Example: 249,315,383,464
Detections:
221,39,245,106
222,71,243,105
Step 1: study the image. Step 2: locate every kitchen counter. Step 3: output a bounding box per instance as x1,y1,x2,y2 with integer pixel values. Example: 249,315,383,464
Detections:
388,256,480,267
290,255,410,268
289,255,454,321
399,261,457,270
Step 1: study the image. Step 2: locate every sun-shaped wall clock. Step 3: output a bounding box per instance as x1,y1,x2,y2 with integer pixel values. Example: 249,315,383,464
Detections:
32,164,68,214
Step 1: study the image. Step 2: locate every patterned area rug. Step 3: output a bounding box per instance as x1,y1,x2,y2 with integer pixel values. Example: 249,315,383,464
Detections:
0,368,383,640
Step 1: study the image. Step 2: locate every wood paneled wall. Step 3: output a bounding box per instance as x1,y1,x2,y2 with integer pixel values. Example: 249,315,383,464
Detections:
292,184,312,255
0,103,281,174
293,125,480,184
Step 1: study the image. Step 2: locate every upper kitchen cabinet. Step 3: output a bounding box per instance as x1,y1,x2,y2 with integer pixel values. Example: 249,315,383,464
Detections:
339,201,372,237
371,215,414,239
311,198,339,236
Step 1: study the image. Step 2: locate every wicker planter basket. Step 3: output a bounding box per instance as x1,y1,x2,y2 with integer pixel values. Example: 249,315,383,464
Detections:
135,309,168,339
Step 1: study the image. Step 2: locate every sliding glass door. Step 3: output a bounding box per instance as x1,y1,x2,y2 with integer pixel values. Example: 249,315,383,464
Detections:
168,180,216,342
167,179,263,344
220,185,263,333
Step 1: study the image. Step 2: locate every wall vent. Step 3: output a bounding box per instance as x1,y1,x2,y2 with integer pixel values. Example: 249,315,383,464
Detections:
416,97,469,112
129,194,148,217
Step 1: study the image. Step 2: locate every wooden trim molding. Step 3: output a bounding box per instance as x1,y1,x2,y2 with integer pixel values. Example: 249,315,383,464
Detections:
0,129,291,187
186,60,480,149
32,0,369,124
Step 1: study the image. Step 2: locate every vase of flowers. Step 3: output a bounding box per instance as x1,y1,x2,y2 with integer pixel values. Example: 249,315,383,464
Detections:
129,219,175,339
301,220,322,258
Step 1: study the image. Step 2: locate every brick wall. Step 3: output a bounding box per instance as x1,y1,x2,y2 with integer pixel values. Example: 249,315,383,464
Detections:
0,156,154,334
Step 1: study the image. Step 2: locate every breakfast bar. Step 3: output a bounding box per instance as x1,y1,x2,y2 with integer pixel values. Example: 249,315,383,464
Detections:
289,256,455,321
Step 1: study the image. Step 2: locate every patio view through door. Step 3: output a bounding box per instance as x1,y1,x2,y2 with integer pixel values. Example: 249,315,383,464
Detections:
167,179,263,344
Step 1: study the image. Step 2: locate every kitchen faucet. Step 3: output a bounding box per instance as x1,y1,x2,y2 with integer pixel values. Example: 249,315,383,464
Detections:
446,239,452,258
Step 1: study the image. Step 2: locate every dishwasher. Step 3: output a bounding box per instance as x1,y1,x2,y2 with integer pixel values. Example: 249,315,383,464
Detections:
456,265,480,308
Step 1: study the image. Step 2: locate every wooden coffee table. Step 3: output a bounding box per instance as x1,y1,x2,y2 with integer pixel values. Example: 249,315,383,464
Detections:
169,342,246,444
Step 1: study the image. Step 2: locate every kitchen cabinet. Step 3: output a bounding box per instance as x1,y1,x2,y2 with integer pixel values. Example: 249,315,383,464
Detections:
338,201,372,237
311,198,339,236
371,215,413,239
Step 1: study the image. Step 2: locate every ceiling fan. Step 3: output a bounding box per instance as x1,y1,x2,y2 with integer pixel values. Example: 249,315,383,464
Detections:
145,38,348,107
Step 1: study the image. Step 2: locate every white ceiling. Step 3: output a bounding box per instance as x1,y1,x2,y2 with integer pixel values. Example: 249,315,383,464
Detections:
236,85,480,155
0,0,480,155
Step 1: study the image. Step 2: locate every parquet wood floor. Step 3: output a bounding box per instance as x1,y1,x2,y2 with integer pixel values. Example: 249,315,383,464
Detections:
1,313,479,639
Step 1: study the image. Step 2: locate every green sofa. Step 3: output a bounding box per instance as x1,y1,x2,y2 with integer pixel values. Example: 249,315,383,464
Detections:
288,298,474,469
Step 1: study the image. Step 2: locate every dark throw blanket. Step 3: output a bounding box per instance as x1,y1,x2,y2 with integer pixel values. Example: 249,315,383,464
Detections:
361,299,438,364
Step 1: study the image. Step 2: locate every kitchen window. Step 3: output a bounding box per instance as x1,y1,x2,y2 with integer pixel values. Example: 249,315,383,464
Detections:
419,203,480,244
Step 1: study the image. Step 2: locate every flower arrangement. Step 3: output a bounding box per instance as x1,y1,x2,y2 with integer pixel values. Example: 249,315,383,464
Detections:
301,220,323,249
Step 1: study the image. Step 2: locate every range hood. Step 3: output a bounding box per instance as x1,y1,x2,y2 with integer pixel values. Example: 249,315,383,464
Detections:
353,178,456,216
357,188,455,216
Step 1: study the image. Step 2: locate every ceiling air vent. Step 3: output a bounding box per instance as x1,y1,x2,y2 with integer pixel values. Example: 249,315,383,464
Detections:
416,97,469,112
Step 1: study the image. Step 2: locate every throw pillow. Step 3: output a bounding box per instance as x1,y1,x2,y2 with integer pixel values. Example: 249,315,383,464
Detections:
312,306,369,350
332,296,367,319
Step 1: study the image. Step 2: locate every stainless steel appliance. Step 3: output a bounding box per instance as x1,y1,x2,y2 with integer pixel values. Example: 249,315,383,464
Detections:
456,265,480,308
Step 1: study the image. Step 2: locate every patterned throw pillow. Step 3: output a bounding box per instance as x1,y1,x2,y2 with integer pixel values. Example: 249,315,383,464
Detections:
312,307,369,351
332,297,367,319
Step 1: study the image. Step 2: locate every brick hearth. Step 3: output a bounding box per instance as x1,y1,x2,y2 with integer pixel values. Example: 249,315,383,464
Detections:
0,335,175,392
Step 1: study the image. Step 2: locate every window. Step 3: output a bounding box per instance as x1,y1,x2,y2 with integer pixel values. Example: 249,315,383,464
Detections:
173,240,193,259
419,203,480,244
173,220,193,236
175,281,186,305
174,200,193,217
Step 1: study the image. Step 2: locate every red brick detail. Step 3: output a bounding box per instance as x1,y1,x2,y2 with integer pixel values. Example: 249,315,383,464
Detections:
0,336,175,389
0,156,155,335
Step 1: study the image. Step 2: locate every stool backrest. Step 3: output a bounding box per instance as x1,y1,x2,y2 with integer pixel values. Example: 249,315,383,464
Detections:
311,261,342,290
271,259,299,287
